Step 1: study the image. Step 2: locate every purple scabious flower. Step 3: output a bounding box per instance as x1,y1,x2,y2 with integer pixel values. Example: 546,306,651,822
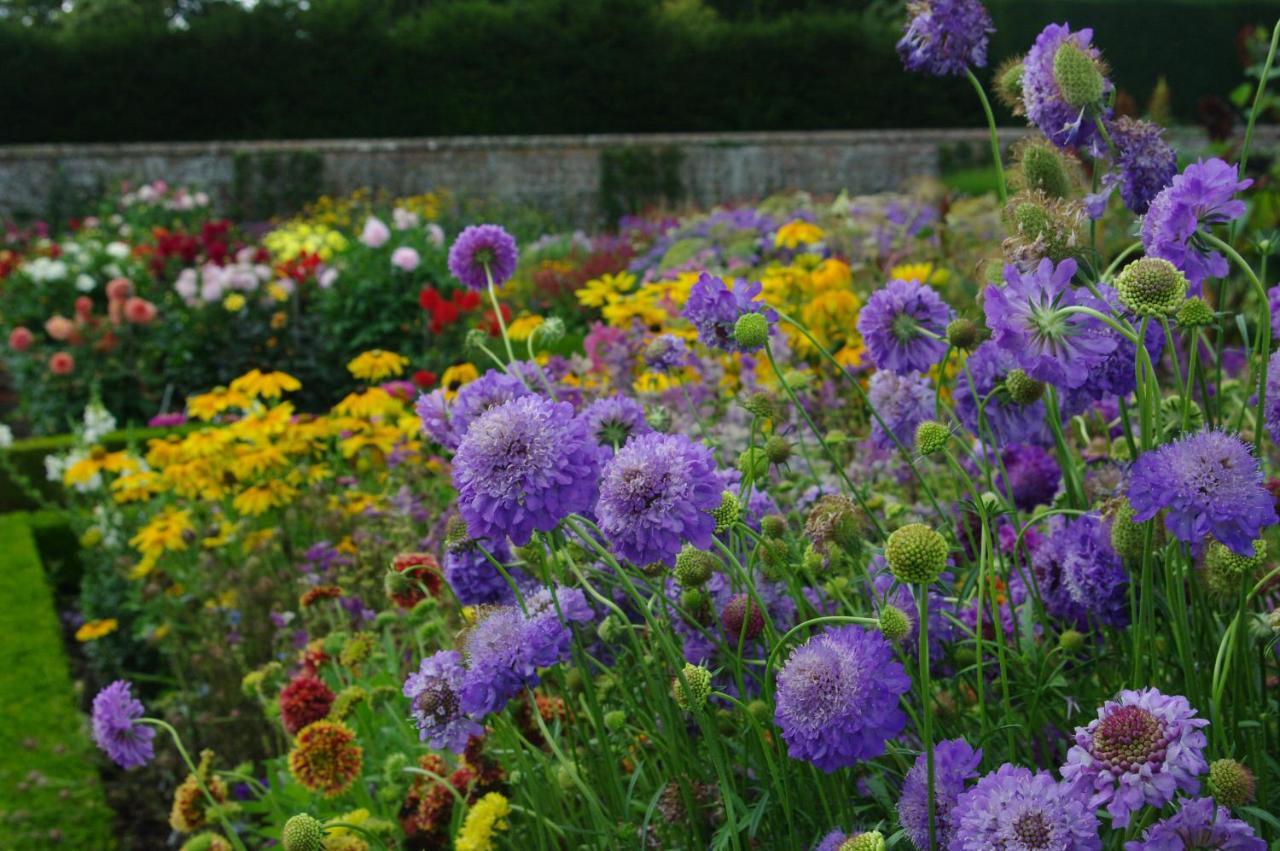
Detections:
954,341,1052,446
448,224,519,290
1267,350,1280,446
949,763,1102,851
682,273,777,353
998,443,1061,511
581,395,652,456
857,278,952,373
452,395,600,546
644,334,692,372
403,650,484,753
897,0,993,77
899,737,983,850
813,830,850,851
1141,158,1252,287
458,587,593,717
1087,118,1177,216
1123,796,1265,851
773,625,910,772
443,537,526,605
1127,430,1277,556
415,389,456,448
596,432,721,567
91,680,156,769
1032,513,1129,628
1061,687,1209,827
416,369,531,451
868,369,934,451
985,258,1117,390
1023,23,1112,157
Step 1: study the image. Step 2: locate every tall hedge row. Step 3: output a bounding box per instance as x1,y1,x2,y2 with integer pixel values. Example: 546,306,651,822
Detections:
0,0,1275,143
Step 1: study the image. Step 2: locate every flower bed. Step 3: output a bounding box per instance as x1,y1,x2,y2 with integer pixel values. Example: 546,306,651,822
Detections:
7,3,1280,850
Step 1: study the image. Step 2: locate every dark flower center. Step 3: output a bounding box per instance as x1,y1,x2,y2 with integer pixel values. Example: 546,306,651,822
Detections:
414,680,459,724
1092,705,1167,771
1011,811,1053,849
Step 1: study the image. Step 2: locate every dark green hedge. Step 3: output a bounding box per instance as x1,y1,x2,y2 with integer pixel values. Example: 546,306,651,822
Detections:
0,0,1274,144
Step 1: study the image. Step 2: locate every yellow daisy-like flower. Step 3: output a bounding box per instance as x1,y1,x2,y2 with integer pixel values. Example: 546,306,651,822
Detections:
333,387,399,419
130,507,194,561
223,293,246,312
232,480,299,516
440,363,480,399
811,257,854,291
202,523,236,549
576,272,636,308
456,792,511,851
244,528,278,552
774,219,825,249
890,261,950,288
111,470,164,504
75,618,119,642
347,350,409,382
267,282,290,302
186,387,253,421
230,369,301,400
506,314,544,342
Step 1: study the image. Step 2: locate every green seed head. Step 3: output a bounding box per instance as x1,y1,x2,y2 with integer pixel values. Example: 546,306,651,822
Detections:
603,710,627,732
760,514,788,539
804,494,864,557
878,605,912,641
1058,629,1086,654
885,523,949,584
1053,42,1105,108
738,446,770,480
534,316,566,345
838,831,887,851
1018,140,1077,199
1107,499,1148,560
995,55,1026,115
915,420,951,456
674,545,718,587
1005,369,1045,406
1115,257,1189,317
764,434,792,466
1203,538,1267,597
282,814,325,851
741,391,782,421
733,312,770,349
1176,297,1215,328
712,491,740,533
1207,758,1256,808
671,663,713,711
945,317,981,350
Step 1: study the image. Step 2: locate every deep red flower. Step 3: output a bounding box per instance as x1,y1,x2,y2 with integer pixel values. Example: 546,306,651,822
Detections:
411,369,437,389
279,675,335,735
388,552,443,608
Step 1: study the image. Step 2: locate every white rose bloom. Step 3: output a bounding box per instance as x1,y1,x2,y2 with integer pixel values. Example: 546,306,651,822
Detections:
76,274,96,293
106,241,130,260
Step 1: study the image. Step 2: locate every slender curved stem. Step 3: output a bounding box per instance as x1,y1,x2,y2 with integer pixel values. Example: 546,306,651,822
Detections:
967,68,1008,204
1205,233,1269,454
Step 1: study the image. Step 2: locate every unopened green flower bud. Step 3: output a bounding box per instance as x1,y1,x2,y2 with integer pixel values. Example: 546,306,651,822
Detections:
556,763,578,791
1207,758,1256,808
741,391,781,421
1176,297,1215,328
1115,257,1189,317
746,698,771,723
645,405,673,432
733,312,770,349
675,545,717,587
839,831,887,851
764,434,792,466
946,317,980,350
1053,41,1104,108
756,537,789,578
680,587,709,614
1108,499,1147,559
1058,629,1086,653
282,814,325,851
761,514,787,539
464,328,489,354
597,614,626,643
603,710,627,732
915,420,950,455
1203,538,1267,598
738,446,770,480
878,605,912,641
805,494,863,557
994,55,1026,115
671,663,712,711
444,514,471,551
1018,140,1077,199
885,523,949,584
534,316,566,345
712,491,740,533
802,544,825,574
1005,369,1045,405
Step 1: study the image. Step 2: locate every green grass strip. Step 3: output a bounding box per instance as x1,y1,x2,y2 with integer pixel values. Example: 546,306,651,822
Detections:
0,512,114,848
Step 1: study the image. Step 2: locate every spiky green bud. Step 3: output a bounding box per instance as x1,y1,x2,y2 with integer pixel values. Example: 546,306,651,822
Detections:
1108,499,1148,559
741,391,781,421
761,514,787,539
680,587,709,614
1053,42,1104,108
878,605,912,641
1176,297,1215,328
945,317,980,350
444,514,471,551
839,831,887,851
1058,629,1086,653
764,434,792,465
603,710,627,732
1005,369,1045,405
712,491,740,532
994,55,1026,114
733,312,770,349
1019,141,1075,199
282,814,325,851
885,523,949,584
534,316,566,345
915,420,951,455
1115,257,1189,317
674,546,717,587
746,698,771,723
1204,538,1267,597
671,663,713,711
1207,758,1256,808
756,537,789,577
463,328,489,354
645,405,673,432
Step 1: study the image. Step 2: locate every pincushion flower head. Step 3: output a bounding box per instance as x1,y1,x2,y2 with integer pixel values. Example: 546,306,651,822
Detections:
1022,23,1112,156
1032,513,1129,628
1061,687,1209,827
403,650,483,753
92,680,156,769
452,394,600,546
417,367,532,450
954,341,1051,446
984,257,1117,389
682,273,777,353
856,278,952,373
867,370,933,451
773,625,910,772
596,431,722,567
644,333,691,372
1123,796,1265,851
1086,118,1177,216
897,0,993,77
1141,158,1252,286
1127,430,1277,556
581,395,652,456
448,224,519,290
898,737,982,850
949,763,1101,851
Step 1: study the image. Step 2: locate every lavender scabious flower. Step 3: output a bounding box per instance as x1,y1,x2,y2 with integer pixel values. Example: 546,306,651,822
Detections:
1123,796,1265,851
813,829,850,851
984,258,1117,390
92,680,156,769
458,587,593,717
773,625,910,772
899,738,982,850
1087,118,1177,216
897,0,994,77
596,432,721,567
1127,430,1277,556
1141,158,1252,286
682,273,776,353
998,443,1061,511
416,369,531,450
949,763,1101,851
1267,350,1280,446
452,395,600,546
443,536,526,605
1022,23,1112,156
856,278,952,373
953,341,1051,446
403,650,484,753
581,395,652,456
1062,687,1209,828
448,224,519,290
415,389,456,448
868,369,934,451
1032,513,1129,628
644,334,692,372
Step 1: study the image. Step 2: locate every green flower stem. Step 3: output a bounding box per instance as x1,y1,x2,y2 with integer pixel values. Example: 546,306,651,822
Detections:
1237,18,1280,189
1205,233,1270,454
919,586,937,851
1102,242,1144,281
1182,327,1201,432
1057,305,1140,343
484,264,517,364
525,332,558,399
140,719,247,851
1044,388,1084,509
966,68,1008,204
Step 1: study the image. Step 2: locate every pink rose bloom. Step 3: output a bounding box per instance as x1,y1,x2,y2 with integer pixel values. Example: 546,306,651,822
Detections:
49,351,75,375
74,296,93,318
317,267,338,289
8,326,34,351
360,216,391,248
391,246,421,272
45,314,74,341
124,297,158,324
106,277,133,301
